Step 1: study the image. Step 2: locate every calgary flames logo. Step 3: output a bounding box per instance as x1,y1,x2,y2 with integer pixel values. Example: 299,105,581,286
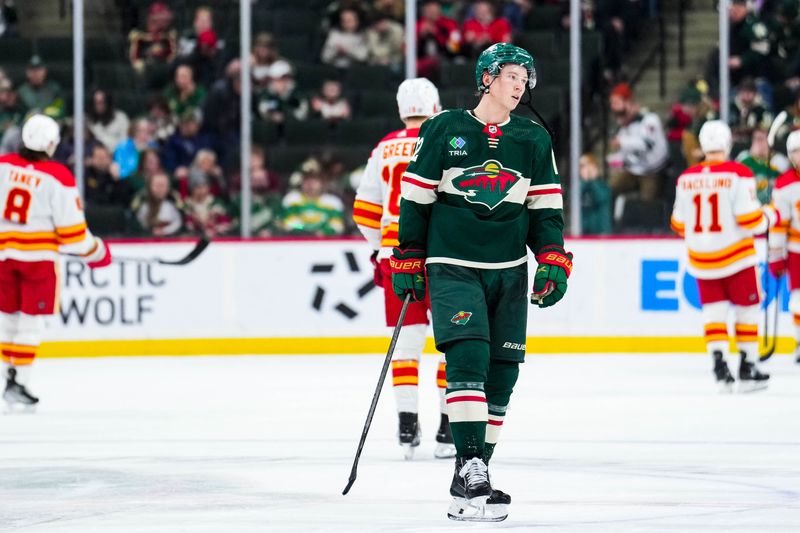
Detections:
453,160,523,210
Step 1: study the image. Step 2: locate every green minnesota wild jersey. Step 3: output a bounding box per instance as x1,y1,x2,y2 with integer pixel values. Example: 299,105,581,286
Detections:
398,109,564,268
736,152,781,205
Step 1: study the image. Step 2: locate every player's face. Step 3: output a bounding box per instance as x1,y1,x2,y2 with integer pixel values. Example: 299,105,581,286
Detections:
490,64,527,111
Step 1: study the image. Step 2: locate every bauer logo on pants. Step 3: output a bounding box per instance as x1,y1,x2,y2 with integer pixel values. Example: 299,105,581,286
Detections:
451,311,472,325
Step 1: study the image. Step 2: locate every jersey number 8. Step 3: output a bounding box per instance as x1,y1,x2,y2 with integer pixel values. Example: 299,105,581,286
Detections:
3,187,32,224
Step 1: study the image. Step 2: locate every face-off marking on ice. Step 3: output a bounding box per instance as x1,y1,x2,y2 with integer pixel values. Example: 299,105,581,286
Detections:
2,354,799,532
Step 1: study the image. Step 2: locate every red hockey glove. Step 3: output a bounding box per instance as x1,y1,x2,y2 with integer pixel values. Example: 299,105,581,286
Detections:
370,250,384,287
531,245,573,308
86,238,112,269
769,259,787,278
390,248,426,302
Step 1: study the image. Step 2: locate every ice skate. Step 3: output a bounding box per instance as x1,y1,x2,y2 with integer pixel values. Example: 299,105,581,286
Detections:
447,457,507,522
738,353,769,393
3,368,38,414
434,414,456,459
398,412,420,460
712,351,734,393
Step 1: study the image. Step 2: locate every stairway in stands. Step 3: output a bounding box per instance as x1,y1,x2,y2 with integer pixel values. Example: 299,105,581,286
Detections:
632,1,719,117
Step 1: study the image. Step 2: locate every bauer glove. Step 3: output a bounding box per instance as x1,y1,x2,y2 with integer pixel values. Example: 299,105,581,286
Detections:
390,248,426,302
531,245,573,308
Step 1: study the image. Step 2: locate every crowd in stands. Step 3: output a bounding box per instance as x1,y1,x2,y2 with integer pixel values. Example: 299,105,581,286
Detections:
0,0,654,238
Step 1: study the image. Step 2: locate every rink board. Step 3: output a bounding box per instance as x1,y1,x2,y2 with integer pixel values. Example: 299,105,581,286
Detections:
39,238,795,357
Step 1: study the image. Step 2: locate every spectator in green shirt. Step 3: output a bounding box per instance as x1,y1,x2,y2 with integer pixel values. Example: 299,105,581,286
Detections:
736,128,789,205
17,55,64,119
163,64,206,123
579,153,612,235
280,171,344,236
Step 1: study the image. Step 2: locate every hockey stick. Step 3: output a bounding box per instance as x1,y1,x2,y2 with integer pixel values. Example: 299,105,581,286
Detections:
760,234,779,361
67,237,211,266
342,293,412,496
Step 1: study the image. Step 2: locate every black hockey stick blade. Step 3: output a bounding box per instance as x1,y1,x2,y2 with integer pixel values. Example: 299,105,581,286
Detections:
342,293,412,496
110,237,210,266
155,236,210,265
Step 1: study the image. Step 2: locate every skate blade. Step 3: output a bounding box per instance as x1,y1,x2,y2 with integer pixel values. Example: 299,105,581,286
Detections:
447,496,507,522
738,380,769,394
3,401,37,415
401,443,415,460
717,381,734,394
434,443,456,459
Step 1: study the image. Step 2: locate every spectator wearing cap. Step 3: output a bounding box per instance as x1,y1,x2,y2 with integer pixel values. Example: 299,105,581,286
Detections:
256,63,309,125
321,8,369,68
462,1,513,58
87,88,131,153
17,55,64,119
366,14,404,71
129,1,177,73
416,0,462,80
177,148,225,200
187,29,222,88
673,84,716,167
729,78,772,147
163,64,207,122
182,170,233,237
162,109,214,175
0,76,23,155
607,82,668,203
252,33,293,91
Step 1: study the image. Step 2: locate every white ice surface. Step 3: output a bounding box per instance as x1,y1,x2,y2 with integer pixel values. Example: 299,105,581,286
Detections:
1,354,799,532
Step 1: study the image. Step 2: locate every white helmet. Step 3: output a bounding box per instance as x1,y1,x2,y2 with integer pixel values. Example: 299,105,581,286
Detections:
397,77,441,120
698,119,732,155
22,114,60,157
786,130,800,154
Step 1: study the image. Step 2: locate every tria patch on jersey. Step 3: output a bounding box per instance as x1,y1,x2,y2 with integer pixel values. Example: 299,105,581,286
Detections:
449,136,468,156
452,160,523,210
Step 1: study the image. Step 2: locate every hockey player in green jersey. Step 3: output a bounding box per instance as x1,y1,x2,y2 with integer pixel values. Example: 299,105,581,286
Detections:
390,43,572,522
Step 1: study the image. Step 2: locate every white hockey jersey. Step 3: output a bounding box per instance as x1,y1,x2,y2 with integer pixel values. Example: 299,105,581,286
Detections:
671,160,771,279
769,168,800,257
353,127,419,258
0,154,99,263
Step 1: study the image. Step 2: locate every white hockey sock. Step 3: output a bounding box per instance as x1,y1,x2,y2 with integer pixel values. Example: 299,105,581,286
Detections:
391,359,419,413
437,356,447,414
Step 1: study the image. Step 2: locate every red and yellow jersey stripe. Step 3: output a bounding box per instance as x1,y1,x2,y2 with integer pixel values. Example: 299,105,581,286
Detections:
735,209,765,231
670,216,685,237
55,221,87,244
352,200,382,229
381,221,399,248
0,230,59,252
687,238,756,271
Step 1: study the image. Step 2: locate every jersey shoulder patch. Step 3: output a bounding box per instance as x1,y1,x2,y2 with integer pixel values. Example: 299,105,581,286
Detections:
775,168,800,189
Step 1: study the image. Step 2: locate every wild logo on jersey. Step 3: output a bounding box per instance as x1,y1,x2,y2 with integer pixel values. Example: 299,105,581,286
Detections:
453,159,522,210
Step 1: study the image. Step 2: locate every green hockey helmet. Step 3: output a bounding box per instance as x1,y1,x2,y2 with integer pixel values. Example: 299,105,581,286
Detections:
475,43,536,93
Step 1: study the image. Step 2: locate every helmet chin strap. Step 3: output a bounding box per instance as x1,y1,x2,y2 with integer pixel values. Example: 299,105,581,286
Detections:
521,85,555,143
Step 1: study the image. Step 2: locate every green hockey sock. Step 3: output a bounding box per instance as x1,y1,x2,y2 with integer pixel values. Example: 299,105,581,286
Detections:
483,360,519,463
445,339,490,458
